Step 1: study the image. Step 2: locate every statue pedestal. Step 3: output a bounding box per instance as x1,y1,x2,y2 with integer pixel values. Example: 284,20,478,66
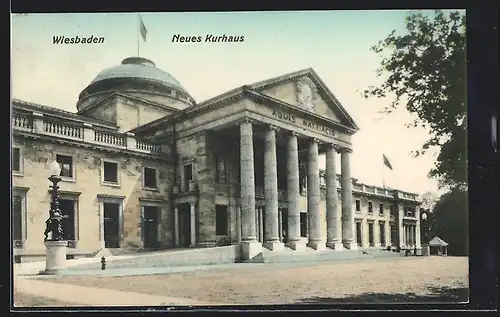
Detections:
422,244,430,256
39,241,67,275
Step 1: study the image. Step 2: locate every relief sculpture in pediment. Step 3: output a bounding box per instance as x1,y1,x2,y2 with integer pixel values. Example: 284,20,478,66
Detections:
296,77,318,112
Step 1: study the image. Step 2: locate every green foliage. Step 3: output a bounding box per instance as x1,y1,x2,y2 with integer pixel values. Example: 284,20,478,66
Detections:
363,10,467,190
428,188,468,256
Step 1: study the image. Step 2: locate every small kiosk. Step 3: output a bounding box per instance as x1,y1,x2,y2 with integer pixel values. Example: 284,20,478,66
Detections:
428,236,449,256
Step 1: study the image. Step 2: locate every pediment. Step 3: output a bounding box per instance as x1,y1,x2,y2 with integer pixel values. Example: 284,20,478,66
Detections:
248,69,359,132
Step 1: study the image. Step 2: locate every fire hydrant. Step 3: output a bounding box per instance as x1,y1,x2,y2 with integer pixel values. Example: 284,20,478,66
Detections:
101,256,106,270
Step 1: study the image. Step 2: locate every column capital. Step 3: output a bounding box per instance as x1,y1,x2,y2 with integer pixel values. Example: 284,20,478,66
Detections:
337,147,353,154
268,124,279,132
242,117,254,124
309,137,320,144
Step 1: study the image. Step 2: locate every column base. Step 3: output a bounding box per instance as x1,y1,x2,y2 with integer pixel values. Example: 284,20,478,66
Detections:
240,240,262,261
373,243,381,248
288,239,307,251
43,240,67,274
326,241,344,250
308,240,327,251
264,240,285,251
39,268,64,275
342,241,358,250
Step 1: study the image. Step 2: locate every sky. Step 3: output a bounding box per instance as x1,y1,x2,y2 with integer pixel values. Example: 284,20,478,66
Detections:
11,10,451,196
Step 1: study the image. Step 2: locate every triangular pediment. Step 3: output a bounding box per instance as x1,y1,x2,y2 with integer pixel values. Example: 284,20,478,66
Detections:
248,69,359,132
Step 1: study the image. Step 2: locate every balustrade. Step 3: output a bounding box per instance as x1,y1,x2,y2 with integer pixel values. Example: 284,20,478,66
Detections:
12,113,33,130
44,120,83,139
12,111,169,156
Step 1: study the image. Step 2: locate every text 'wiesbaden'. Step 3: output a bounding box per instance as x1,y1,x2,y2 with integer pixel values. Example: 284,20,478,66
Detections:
53,36,105,44
172,34,245,43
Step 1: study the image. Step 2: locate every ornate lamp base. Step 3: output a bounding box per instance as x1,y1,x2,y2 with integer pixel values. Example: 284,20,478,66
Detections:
39,240,67,275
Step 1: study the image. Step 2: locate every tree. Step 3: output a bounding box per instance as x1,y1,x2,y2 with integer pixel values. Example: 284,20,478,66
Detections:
430,188,468,256
420,191,439,211
363,10,466,190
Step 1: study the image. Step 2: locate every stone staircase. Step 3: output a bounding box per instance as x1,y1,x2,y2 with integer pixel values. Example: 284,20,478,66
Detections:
80,245,241,270
256,246,403,264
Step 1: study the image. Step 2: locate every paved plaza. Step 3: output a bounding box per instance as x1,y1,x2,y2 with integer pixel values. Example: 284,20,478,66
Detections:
13,255,468,307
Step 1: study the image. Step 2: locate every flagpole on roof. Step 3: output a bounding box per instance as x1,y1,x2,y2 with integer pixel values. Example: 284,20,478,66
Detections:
137,14,140,57
382,154,386,189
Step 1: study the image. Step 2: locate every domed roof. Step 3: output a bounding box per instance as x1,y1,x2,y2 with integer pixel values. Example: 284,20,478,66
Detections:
90,57,188,93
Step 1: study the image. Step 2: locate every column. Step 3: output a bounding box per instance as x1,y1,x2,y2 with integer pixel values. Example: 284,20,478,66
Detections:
340,148,356,249
278,208,283,242
236,205,241,243
307,138,325,250
99,202,105,249
287,132,306,250
374,220,381,248
264,126,284,251
190,203,196,247
239,120,261,260
325,144,342,250
415,209,422,253
174,207,180,248
255,206,260,242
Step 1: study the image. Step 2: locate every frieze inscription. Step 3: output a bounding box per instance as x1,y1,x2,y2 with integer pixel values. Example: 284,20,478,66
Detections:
271,110,335,136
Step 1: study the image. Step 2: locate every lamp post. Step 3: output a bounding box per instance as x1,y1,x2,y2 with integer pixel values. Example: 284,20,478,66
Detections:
421,212,430,256
40,161,68,275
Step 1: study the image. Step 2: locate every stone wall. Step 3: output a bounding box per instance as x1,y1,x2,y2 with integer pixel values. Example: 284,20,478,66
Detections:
12,136,174,254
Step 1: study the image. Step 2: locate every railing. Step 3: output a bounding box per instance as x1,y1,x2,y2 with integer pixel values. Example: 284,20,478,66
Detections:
45,119,83,139
94,130,126,147
12,111,169,156
12,113,33,130
136,140,162,153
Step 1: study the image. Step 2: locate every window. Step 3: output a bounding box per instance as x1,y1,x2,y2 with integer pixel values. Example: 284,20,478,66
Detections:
390,223,397,246
406,207,415,217
300,212,308,237
368,222,374,246
12,148,21,173
143,167,158,189
103,161,119,184
368,202,373,214
356,221,362,246
379,222,386,246
183,163,193,191
216,157,226,183
390,205,395,216
379,203,384,216
56,154,73,178
12,194,25,247
215,205,228,235
355,200,361,212
59,198,77,247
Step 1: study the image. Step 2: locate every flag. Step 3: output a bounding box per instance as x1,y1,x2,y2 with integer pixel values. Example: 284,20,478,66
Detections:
382,154,393,170
139,15,148,42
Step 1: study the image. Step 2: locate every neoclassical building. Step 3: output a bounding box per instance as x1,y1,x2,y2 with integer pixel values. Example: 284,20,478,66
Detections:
11,57,421,261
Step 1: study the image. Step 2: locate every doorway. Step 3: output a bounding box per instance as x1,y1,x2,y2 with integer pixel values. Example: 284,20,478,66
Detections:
143,206,160,249
59,199,76,247
103,202,121,248
281,208,288,243
178,203,191,247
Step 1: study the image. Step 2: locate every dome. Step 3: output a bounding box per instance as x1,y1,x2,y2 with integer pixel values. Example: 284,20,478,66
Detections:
89,57,188,93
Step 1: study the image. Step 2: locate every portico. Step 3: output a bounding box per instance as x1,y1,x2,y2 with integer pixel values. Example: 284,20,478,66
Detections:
234,116,356,259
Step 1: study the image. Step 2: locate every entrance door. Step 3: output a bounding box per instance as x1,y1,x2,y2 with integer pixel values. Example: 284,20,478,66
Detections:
104,202,120,248
59,199,76,248
178,203,191,247
143,206,160,249
281,208,288,243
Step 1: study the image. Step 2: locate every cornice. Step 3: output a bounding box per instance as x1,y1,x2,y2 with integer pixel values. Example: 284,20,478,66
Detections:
243,89,357,135
14,130,175,163
12,99,116,129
